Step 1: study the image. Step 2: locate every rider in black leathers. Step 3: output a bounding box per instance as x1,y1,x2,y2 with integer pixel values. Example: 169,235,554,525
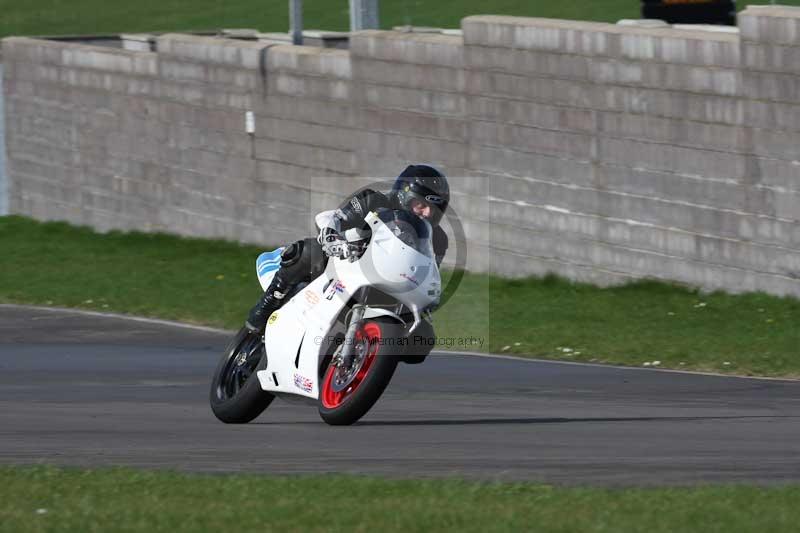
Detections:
245,164,450,333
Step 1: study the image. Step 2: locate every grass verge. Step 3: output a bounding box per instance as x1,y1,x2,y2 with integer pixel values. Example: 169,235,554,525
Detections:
2,466,800,533
2,0,799,39
1,215,798,376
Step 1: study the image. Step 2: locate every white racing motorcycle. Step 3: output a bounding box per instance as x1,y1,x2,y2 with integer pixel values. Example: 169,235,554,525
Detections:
210,209,441,425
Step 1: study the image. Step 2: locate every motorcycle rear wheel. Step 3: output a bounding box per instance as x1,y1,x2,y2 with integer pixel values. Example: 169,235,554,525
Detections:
318,318,402,426
210,327,275,424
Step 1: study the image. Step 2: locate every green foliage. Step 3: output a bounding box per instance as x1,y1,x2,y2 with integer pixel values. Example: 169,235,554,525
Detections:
1,215,798,376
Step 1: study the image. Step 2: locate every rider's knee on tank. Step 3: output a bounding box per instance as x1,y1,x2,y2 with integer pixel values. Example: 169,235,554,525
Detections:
279,241,303,267
302,238,327,279
277,238,327,285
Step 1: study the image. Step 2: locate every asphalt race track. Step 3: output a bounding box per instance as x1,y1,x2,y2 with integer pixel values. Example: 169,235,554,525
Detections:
2,304,800,486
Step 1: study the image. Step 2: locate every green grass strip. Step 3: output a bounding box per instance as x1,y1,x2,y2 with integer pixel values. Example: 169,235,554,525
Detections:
3,0,799,39
1,466,800,533
1,215,798,376
0,0,644,38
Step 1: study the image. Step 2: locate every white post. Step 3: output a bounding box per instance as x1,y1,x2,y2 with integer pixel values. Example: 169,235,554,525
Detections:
350,0,379,32
349,0,361,31
364,0,379,29
289,0,303,45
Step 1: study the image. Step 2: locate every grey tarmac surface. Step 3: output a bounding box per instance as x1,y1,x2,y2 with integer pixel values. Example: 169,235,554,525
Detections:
1,304,800,486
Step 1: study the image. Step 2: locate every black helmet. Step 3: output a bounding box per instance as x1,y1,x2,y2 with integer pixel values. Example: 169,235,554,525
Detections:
392,164,449,226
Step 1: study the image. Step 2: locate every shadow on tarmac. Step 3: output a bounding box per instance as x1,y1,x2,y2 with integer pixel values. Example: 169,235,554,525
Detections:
251,414,799,427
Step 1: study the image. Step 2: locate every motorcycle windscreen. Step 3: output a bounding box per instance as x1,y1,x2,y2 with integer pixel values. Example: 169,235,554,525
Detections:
364,209,440,307
374,209,435,259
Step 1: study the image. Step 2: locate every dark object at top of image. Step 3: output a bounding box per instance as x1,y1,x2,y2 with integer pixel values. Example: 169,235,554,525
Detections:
641,0,737,26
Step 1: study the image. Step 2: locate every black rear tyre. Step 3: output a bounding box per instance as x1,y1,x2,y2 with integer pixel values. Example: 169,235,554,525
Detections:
318,318,402,426
210,327,274,424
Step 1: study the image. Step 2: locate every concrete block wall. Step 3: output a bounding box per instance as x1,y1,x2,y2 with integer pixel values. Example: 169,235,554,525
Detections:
3,5,800,297
0,58,6,215
459,10,800,295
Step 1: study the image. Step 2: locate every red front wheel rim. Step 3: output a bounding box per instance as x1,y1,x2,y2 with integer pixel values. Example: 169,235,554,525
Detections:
321,322,382,409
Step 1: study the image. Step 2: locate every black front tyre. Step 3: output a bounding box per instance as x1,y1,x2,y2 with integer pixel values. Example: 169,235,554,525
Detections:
318,318,403,426
210,327,275,424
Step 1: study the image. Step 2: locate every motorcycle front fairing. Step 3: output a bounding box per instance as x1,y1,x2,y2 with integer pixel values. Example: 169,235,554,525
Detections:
254,271,355,401
255,210,441,401
359,209,442,331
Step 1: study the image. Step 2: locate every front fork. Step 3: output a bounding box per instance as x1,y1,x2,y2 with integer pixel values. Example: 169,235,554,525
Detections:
333,287,369,369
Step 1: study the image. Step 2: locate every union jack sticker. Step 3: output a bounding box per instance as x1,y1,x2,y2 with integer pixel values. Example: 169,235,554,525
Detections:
293,373,313,393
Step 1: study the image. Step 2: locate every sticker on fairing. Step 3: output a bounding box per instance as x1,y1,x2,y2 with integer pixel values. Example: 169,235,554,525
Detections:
400,273,420,286
325,280,346,300
305,290,321,307
293,373,313,393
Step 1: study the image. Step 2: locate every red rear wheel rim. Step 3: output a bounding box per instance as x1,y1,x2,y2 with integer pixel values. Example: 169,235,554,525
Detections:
321,322,382,409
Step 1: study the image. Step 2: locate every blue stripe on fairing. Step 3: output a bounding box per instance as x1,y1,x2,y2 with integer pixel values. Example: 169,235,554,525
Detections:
257,249,283,265
257,265,280,277
256,248,285,276
258,265,280,277
258,259,281,271
257,256,281,270
258,261,282,274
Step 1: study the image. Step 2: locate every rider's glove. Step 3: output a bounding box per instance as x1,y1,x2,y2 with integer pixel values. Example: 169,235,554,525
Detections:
319,228,349,259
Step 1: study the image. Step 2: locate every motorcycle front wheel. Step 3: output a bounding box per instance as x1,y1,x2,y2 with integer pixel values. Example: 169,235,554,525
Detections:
210,327,275,424
318,318,402,426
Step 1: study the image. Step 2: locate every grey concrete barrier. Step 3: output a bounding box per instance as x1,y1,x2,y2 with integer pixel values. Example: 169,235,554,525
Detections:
2,6,800,298
0,62,6,215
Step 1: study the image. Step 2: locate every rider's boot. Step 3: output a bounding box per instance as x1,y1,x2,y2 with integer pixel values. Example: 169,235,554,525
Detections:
245,273,293,333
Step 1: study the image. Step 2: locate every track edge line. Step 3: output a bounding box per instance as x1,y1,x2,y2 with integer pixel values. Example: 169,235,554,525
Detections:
3,303,796,382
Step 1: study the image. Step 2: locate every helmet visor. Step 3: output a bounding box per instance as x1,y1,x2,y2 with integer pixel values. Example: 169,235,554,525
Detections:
406,191,446,226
